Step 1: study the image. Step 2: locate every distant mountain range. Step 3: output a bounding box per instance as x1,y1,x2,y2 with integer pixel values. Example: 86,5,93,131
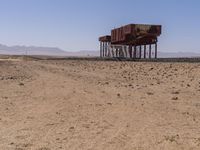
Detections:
0,44,68,56
0,44,99,57
0,44,200,58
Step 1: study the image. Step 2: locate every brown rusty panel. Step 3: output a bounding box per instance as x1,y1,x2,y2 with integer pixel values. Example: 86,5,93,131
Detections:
111,27,126,44
135,24,161,37
111,24,161,45
99,35,111,42
123,24,135,35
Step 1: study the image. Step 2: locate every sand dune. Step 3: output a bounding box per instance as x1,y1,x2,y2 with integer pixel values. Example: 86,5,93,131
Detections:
0,58,200,150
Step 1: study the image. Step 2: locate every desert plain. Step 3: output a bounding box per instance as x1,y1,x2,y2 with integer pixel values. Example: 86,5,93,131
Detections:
0,56,200,150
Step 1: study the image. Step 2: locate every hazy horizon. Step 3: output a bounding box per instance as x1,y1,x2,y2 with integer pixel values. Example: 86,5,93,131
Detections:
0,0,200,53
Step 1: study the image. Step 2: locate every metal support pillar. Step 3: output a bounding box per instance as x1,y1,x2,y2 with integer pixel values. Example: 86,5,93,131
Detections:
119,47,122,57
102,42,104,57
100,42,102,58
106,43,108,57
134,46,137,58
139,45,142,59
103,42,105,57
106,42,108,57
107,43,110,57
155,42,157,59
112,47,114,58
104,42,106,57
144,45,146,59
129,45,132,58
107,43,108,57
124,46,127,58
149,44,152,59
105,42,107,57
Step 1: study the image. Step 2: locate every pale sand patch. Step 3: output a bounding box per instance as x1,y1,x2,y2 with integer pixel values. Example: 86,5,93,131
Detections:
0,58,22,61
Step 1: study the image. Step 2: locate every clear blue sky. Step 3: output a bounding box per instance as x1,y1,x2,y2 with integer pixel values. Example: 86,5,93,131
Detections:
0,0,200,52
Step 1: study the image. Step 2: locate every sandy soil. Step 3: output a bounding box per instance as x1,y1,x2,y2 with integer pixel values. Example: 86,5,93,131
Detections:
0,58,200,150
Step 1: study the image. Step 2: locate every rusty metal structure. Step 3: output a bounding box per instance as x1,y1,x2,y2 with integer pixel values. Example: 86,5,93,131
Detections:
99,24,162,59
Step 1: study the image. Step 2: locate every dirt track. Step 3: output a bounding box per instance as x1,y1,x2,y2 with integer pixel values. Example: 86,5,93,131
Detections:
0,58,200,150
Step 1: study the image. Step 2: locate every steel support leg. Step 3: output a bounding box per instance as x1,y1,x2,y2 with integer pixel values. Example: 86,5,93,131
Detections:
139,45,142,59
124,46,127,58
144,45,146,59
129,45,132,58
149,44,152,59
100,42,102,58
134,46,137,58
155,42,157,59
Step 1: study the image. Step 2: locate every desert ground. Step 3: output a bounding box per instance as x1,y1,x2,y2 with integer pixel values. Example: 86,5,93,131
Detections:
0,56,200,150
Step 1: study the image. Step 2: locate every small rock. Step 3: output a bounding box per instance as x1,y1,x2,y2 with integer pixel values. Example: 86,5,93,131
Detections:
69,126,75,130
19,82,24,86
105,82,109,85
172,97,178,100
149,67,154,71
171,91,180,94
147,92,154,95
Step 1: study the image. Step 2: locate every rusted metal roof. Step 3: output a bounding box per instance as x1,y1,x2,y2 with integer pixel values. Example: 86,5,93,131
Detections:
99,35,111,42
111,24,161,45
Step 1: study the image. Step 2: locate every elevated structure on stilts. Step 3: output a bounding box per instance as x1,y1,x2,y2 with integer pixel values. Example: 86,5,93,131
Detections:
99,24,162,59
